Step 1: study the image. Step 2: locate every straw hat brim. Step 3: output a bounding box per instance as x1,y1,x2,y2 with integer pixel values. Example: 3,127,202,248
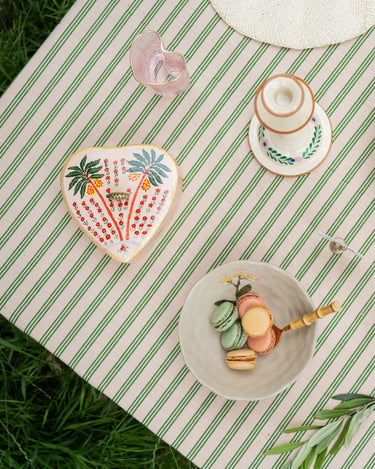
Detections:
209,0,375,49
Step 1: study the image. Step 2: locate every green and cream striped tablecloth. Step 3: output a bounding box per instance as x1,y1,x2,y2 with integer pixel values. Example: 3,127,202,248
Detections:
1,1,374,467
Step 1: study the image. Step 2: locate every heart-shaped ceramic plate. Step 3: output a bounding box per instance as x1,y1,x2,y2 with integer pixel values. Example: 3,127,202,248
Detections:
61,145,181,262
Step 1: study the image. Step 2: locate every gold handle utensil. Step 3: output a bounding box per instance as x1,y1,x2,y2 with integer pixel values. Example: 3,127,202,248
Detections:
273,301,342,346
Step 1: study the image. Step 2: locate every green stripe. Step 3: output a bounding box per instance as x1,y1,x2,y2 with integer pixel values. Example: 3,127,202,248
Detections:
8,230,88,324
0,212,71,308
326,46,375,116
44,260,127,348
0,0,98,127
127,343,181,415
0,193,63,279
0,1,120,164
314,27,374,101
186,400,236,461
170,393,217,445
304,43,339,83
25,255,113,338
108,314,180,400
157,381,202,438
142,366,190,428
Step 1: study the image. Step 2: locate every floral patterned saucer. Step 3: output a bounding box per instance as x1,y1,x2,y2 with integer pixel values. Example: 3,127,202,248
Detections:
61,145,181,262
248,103,332,177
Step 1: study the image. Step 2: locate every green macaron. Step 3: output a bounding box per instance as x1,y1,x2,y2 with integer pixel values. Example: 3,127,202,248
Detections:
221,321,247,351
211,302,238,332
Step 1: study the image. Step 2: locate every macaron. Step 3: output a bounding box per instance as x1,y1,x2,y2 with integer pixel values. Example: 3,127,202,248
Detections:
241,306,273,337
225,349,257,370
247,328,276,355
236,293,267,319
221,321,247,351
211,302,238,332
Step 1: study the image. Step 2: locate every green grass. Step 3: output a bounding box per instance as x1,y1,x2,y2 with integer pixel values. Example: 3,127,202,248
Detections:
0,317,196,468
0,1,197,467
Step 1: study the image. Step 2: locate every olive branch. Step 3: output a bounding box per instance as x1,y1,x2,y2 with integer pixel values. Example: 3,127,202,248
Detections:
302,124,322,159
264,392,375,469
266,148,295,165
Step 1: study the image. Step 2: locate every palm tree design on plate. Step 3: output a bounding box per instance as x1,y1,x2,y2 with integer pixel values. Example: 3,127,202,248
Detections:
65,155,123,240
125,148,171,240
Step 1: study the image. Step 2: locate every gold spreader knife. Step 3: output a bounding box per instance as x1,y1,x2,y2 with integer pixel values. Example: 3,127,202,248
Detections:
273,301,342,347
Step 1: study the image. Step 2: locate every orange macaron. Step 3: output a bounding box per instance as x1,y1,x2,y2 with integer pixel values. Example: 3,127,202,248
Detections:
236,293,267,319
241,306,273,337
225,349,257,370
247,328,276,355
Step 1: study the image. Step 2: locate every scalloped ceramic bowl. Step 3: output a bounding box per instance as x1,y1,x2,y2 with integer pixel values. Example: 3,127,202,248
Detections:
179,261,317,400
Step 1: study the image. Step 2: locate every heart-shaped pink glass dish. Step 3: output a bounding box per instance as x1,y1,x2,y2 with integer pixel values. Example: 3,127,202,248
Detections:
61,145,181,262
130,31,189,95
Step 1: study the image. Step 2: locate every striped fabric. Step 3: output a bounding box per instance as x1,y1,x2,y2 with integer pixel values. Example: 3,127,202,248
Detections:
0,1,374,467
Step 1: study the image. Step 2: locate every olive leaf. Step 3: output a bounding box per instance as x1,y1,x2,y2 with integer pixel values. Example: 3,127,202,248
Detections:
291,442,311,469
265,393,374,469
330,416,352,455
314,408,349,420
332,393,374,401
263,441,304,455
307,420,342,448
214,300,236,307
313,448,328,469
313,421,342,454
302,448,316,469
236,284,252,298
281,461,293,469
334,398,374,410
345,407,374,447
283,425,323,434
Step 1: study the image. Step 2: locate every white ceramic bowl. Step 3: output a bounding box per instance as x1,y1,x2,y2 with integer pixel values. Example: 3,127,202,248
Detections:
179,261,317,400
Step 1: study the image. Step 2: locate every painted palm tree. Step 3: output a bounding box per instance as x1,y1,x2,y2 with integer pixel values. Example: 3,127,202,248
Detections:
65,155,123,240
125,148,171,240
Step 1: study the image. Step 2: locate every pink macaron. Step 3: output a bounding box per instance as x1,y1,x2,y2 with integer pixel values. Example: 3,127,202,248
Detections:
236,293,267,319
247,328,276,355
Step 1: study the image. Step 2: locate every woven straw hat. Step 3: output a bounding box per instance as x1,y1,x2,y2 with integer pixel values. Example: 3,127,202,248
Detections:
209,0,375,49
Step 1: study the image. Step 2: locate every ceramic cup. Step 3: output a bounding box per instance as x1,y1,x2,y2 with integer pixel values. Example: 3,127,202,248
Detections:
254,74,316,152
130,31,189,96
249,74,332,176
